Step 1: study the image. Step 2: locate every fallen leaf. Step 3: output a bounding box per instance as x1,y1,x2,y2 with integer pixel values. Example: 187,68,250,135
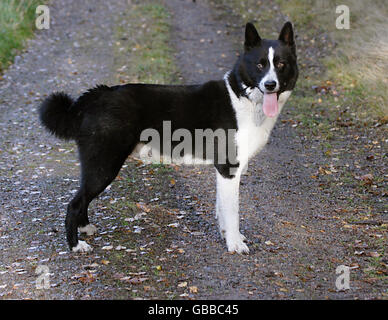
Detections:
124,277,148,285
76,272,96,283
136,202,151,213
189,286,198,293
143,285,153,291
318,166,332,175
368,251,381,258
356,174,374,185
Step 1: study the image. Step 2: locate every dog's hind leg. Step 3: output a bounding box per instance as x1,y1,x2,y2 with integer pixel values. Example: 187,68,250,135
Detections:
66,191,95,253
66,140,135,253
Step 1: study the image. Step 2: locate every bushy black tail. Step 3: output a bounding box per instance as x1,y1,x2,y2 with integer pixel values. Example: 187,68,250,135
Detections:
39,92,81,140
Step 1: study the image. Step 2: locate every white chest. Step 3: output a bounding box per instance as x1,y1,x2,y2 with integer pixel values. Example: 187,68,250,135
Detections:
234,96,277,163
224,75,291,165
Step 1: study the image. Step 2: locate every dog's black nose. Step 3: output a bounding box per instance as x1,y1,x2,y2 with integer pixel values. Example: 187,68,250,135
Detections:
264,80,277,91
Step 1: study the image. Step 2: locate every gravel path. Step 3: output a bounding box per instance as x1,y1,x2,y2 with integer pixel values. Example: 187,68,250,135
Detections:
0,0,386,300
0,0,130,299
158,0,387,299
163,0,335,299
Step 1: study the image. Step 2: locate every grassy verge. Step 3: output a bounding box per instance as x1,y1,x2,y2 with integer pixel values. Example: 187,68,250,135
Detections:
0,0,41,72
279,0,388,287
222,0,388,292
278,0,387,119
226,0,387,121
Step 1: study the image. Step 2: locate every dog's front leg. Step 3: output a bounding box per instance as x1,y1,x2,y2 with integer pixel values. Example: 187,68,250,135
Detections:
216,170,249,254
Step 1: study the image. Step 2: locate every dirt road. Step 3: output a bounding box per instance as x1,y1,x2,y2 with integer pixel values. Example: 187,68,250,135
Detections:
0,0,386,299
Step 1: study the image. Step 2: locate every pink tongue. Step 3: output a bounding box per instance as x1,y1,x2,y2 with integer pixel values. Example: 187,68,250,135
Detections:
263,93,278,117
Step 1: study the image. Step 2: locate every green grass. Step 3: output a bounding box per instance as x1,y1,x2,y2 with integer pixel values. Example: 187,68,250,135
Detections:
114,2,179,85
224,0,387,122
0,0,41,72
277,0,388,120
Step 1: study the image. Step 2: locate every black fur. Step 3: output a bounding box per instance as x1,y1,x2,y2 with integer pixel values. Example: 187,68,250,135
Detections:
39,81,239,249
39,92,79,140
39,22,298,251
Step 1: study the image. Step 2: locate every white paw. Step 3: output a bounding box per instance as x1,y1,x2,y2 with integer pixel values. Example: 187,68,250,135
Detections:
239,232,247,242
78,224,97,236
72,240,93,253
226,233,249,254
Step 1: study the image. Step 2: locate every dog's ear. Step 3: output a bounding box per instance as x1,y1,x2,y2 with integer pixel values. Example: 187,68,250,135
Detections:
244,22,261,51
278,22,295,47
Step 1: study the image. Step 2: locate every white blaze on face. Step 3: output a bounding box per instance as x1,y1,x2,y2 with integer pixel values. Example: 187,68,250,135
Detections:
268,48,278,85
260,47,280,117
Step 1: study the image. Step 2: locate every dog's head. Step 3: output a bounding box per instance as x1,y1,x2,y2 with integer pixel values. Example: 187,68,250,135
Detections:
235,22,298,117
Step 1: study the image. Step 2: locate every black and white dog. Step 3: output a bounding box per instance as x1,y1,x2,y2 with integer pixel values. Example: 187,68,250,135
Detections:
39,22,298,254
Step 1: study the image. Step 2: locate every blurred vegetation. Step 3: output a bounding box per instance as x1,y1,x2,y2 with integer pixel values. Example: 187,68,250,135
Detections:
226,0,388,120
278,0,388,119
0,0,41,72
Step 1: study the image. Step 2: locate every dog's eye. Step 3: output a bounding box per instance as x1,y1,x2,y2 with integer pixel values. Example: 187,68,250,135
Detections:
257,63,264,70
276,62,285,69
